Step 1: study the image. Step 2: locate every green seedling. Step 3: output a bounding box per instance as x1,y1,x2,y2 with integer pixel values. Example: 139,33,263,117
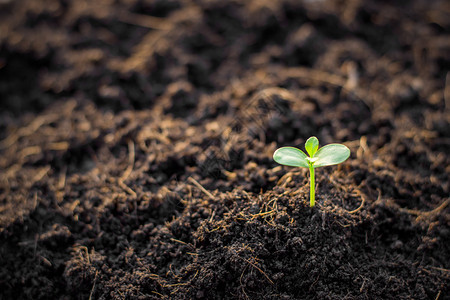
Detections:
273,136,350,207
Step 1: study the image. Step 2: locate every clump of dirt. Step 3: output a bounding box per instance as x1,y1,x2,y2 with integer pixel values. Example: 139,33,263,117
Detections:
0,0,449,299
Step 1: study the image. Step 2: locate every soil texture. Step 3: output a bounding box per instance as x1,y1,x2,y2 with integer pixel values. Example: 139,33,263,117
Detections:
0,0,449,299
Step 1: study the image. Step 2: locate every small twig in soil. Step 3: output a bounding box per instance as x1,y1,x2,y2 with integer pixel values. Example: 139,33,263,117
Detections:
187,177,215,200
89,271,98,300
69,200,81,214
283,67,345,87
250,210,276,221
239,264,250,300
116,141,137,197
237,255,274,285
32,191,38,212
32,166,51,185
56,166,67,203
119,141,135,183
209,208,216,223
117,12,172,30
359,276,368,293
164,282,188,288
38,255,52,267
151,291,164,298
207,226,221,233
435,290,441,300
47,141,69,151
170,238,187,245
169,238,194,250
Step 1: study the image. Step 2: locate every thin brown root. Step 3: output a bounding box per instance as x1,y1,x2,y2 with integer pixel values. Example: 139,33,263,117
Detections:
117,142,137,197
234,254,273,285
19,146,42,159
348,189,366,214
435,290,441,300
32,166,51,185
119,141,135,183
56,167,67,203
283,67,345,87
169,238,194,249
88,271,99,300
187,177,215,200
47,142,69,151
118,180,137,198
406,198,450,222
151,291,164,297
117,12,172,30
0,114,60,149
240,264,250,300
244,257,274,285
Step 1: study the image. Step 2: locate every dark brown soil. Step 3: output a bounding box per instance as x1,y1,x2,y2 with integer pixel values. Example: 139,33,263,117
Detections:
1,0,449,299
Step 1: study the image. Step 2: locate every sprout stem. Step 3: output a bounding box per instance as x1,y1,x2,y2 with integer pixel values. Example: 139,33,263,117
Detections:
309,165,315,207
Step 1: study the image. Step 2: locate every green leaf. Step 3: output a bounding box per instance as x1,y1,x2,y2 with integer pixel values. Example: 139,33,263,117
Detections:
312,144,350,168
305,136,319,157
273,147,309,168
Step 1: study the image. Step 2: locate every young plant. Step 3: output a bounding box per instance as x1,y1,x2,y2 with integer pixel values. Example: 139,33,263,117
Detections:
273,136,350,207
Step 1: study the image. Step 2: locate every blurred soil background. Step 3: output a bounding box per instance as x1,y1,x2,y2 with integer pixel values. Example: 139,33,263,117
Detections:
0,0,449,299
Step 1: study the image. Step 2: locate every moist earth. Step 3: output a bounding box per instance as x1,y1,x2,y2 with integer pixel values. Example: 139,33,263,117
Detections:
0,0,449,299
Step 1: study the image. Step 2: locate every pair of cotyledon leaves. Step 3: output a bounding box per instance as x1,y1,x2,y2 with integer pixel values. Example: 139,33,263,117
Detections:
273,136,350,168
